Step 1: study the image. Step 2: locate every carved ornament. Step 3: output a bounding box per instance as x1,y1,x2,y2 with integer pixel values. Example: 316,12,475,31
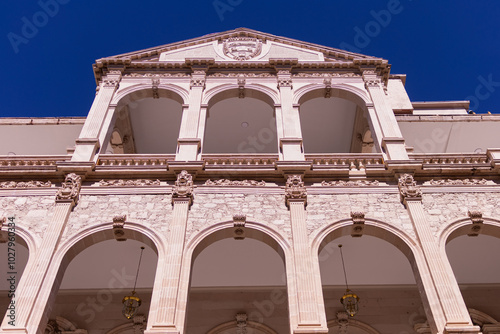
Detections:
113,215,127,242
233,215,246,240
172,170,194,206
152,78,160,99
204,179,265,186
324,77,332,98
208,72,273,77
278,78,292,88
351,211,365,237
235,313,248,334
398,174,422,204
428,178,488,186
103,79,120,88
285,174,307,207
238,75,246,98
467,210,484,237
223,37,262,60
98,179,161,187
123,73,189,77
292,72,360,78
321,180,379,187
190,78,205,88
55,173,82,205
45,316,87,334
0,180,51,188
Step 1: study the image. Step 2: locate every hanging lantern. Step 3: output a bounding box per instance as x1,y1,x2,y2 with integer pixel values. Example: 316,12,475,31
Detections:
338,244,360,317
122,291,141,319
340,289,359,317
122,246,145,319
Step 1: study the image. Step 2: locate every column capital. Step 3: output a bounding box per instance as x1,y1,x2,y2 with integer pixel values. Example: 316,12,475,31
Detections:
285,174,307,208
172,170,194,207
398,173,422,204
55,173,82,205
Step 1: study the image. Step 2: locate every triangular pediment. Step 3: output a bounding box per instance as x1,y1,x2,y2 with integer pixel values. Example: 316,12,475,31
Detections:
96,28,386,65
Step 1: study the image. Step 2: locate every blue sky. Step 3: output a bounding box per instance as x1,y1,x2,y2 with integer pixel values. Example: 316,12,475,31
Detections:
1,1,500,117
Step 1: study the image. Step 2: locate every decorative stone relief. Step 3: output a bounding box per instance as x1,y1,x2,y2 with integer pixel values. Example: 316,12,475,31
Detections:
204,179,265,186
238,75,246,98
321,180,379,187
336,311,349,334
55,173,82,205
398,174,422,204
235,313,248,334
133,314,146,334
223,37,262,60
190,78,205,88
428,179,488,186
113,215,127,242
0,180,51,188
152,78,160,99
45,316,87,334
277,78,292,88
123,72,189,77
324,77,332,98
285,174,307,208
292,72,360,77
0,217,6,243
233,214,246,240
468,210,484,237
351,211,365,237
208,72,273,77
172,170,194,206
98,179,161,187
102,79,119,88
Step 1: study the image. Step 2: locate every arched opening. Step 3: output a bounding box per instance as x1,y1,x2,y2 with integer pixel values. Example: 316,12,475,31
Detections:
185,226,289,333
104,88,184,154
317,224,427,334
298,88,374,154
43,228,159,333
0,229,29,323
204,89,278,154
446,222,500,323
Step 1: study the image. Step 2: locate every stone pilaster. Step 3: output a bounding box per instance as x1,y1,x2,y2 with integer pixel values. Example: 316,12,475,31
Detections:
146,171,193,334
285,175,328,333
176,69,206,161
277,69,304,161
0,174,81,334
72,71,121,162
363,70,408,161
398,174,480,334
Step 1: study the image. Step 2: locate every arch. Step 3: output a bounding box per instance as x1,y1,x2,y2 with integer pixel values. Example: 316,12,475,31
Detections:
294,84,372,108
203,84,279,108
311,218,440,333
439,216,500,248
28,221,164,334
179,220,294,333
311,218,418,261
327,317,380,334
2,222,37,254
207,319,278,334
186,219,291,260
112,83,188,107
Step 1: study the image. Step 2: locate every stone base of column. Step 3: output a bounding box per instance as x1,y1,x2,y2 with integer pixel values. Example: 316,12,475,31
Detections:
0,329,28,334
444,324,481,334
293,324,329,334
144,325,180,334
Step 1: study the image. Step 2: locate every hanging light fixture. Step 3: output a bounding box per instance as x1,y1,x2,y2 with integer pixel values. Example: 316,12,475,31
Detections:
338,244,359,317
122,246,145,319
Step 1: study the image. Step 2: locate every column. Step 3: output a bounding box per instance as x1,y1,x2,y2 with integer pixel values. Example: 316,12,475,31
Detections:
0,174,81,334
146,171,193,334
363,70,409,161
72,70,121,162
398,174,480,334
176,68,206,161
277,68,304,161
285,175,328,334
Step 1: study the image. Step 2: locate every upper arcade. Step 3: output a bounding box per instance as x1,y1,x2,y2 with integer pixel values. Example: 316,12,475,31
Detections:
1,28,500,179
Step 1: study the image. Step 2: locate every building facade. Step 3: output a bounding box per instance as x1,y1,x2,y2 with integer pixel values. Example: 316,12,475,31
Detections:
1,28,500,334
